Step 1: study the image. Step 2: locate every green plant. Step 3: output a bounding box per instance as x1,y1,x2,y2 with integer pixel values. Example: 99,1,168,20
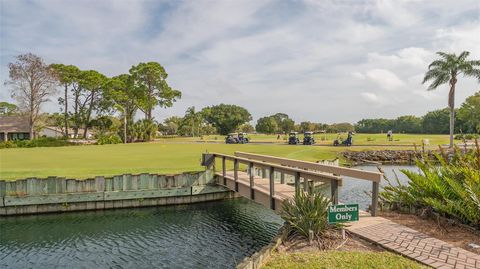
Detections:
281,190,333,240
97,134,122,145
381,140,480,227
0,141,17,149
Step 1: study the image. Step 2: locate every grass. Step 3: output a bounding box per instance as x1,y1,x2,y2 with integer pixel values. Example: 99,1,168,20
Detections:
194,133,450,146
262,252,427,269
0,133,450,181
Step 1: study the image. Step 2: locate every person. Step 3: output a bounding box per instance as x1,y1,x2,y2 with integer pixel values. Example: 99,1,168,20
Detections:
387,130,393,141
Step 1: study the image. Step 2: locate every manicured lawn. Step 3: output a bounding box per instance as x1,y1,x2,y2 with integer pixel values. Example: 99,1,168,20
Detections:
197,133,450,146
0,133,449,181
262,252,427,269
0,142,348,180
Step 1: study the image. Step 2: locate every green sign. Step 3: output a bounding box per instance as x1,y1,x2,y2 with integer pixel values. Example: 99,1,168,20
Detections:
328,204,359,224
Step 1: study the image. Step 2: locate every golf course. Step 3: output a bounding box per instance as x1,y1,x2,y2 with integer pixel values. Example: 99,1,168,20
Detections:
0,133,450,180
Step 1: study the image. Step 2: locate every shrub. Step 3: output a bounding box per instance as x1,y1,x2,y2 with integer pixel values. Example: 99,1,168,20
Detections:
97,134,122,145
0,141,17,149
0,137,70,149
281,190,333,240
380,140,480,227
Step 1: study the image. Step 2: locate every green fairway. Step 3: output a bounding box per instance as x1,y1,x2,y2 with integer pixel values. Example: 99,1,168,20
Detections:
0,142,348,180
0,133,450,181
190,133,450,146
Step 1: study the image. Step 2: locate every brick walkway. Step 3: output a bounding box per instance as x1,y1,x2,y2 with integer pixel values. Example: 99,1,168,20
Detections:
347,215,480,269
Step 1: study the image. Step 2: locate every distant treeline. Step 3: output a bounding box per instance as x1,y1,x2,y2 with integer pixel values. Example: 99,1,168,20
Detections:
356,94,479,134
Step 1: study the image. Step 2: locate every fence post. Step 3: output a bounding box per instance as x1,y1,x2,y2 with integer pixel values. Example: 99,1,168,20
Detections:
269,166,275,210
331,179,338,204
249,162,254,200
371,181,379,216
222,156,226,186
234,159,239,192
280,172,285,184
303,176,308,193
294,172,300,195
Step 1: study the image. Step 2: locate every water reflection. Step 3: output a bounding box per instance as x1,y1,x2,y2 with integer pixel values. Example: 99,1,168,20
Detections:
0,198,283,269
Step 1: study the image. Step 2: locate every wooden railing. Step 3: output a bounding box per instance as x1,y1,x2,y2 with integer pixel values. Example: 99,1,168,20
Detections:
203,152,343,212
233,152,383,216
202,152,383,216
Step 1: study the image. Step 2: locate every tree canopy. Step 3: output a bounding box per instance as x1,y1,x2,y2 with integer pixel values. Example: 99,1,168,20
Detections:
202,104,252,135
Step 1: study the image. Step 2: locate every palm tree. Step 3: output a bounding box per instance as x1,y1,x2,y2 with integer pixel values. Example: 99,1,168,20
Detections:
423,51,480,148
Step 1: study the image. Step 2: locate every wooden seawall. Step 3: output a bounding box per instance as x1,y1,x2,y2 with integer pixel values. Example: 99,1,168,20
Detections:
0,170,234,216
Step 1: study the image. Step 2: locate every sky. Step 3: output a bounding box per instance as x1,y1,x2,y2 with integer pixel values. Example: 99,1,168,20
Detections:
1,0,479,124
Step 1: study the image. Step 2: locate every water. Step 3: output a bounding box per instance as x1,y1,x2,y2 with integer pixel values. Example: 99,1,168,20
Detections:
0,198,283,269
340,165,419,210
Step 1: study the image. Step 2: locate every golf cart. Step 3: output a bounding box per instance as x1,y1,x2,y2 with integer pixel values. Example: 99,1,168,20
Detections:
225,133,239,144
238,133,249,144
288,132,300,145
333,131,353,146
303,131,315,145
225,133,249,144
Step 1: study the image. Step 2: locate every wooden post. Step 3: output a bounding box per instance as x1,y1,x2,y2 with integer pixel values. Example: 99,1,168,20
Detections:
303,176,308,193
222,156,226,186
371,181,379,216
234,159,239,192
269,166,275,210
331,179,339,204
249,162,255,200
261,168,267,178
294,172,300,195
280,172,285,184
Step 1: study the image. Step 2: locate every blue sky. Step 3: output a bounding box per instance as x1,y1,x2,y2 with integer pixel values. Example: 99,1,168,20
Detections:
1,0,479,124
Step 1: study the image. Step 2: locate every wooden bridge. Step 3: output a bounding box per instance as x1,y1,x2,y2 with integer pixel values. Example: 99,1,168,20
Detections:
202,152,383,216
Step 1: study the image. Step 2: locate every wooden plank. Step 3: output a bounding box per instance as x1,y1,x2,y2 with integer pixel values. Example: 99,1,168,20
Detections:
105,178,113,191
0,180,5,207
249,162,254,200
234,159,239,192
66,179,77,193
371,181,379,216
4,192,105,206
269,166,275,210
213,153,341,182
123,174,131,190
26,178,37,195
113,176,123,191
47,177,57,194
234,152,382,182
95,176,105,192
104,188,192,201
191,185,229,195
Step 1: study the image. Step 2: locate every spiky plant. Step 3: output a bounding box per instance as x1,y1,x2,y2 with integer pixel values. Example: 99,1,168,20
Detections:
380,140,480,227
281,190,332,240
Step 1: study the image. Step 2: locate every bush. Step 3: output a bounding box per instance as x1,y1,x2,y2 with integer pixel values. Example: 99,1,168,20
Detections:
0,137,70,149
281,190,333,240
97,134,122,145
380,140,480,227
0,141,17,149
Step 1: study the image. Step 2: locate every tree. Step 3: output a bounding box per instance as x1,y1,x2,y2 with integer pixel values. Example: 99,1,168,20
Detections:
326,123,354,133
393,115,422,133
0,102,19,115
422,108,450,134
423,51,480,147
51,64,80,138
299,121,315,132
237,123,254,133
457,91,480,133
355,119,394,133
255,116,278,134
5,53,57,138
183,106,203,137
104,74,140,143
129,62,181,121
202,104,252,135
78,70,107,138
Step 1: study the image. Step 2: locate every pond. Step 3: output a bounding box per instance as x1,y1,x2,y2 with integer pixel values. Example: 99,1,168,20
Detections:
0,198,283,269
340,165,420,210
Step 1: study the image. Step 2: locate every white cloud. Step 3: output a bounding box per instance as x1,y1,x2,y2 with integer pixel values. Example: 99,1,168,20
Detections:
1,0,479,123
365,69,405,91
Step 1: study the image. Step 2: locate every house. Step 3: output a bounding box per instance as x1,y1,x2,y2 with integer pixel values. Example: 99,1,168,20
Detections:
0,116,31,141
39,126,95,139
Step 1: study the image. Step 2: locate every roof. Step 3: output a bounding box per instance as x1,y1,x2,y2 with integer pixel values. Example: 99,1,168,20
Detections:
0,116,29,133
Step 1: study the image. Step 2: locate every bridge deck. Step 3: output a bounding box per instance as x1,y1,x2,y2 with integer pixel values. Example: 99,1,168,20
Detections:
216,171,297,212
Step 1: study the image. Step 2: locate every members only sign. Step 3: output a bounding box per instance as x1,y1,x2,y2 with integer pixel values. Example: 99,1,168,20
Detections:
328,204,359,224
